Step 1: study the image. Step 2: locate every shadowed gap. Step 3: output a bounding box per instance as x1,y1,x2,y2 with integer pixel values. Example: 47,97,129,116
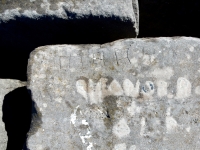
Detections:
0,11,135,81
138,0,200,38
2,86,36,150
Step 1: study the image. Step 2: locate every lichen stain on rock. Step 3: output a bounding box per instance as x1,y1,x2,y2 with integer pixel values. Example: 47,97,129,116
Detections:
1,0,6,4
105,76,114,87
102,96,118,129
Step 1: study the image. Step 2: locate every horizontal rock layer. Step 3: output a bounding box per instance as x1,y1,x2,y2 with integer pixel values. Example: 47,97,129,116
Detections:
0,80,26,150
27,37,200,149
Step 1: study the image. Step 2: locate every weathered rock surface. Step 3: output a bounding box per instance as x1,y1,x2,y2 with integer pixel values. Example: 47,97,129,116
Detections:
0,0,138,24
0,0,138,81
27,37,200,149
0,80,26,150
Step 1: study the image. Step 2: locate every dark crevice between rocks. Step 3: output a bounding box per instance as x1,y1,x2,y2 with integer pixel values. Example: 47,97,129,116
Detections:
2,86,38,150
138,0,200,38
0,11,135,81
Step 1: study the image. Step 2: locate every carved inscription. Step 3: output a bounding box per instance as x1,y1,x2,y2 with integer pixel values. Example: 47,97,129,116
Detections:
76,77,194,103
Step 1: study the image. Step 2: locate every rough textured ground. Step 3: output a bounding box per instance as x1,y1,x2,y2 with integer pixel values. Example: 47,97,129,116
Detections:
27,37,200,150
0,80,26,150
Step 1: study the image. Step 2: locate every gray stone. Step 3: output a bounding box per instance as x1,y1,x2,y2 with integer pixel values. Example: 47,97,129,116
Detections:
0,79,26,150
0,0,138,24
0,0,139,81
27,37,200,149
0,0,138,41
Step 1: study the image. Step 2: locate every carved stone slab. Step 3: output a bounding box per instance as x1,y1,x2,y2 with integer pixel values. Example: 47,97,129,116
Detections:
0,80,26,150
28,37,200,150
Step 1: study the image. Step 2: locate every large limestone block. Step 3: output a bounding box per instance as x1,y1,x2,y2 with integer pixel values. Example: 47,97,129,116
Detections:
0,80,26,150
27,37,200,149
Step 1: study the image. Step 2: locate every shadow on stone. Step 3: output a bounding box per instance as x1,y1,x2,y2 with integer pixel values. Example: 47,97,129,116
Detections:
138,0,200,38
0,11,135,81
2,86,37,150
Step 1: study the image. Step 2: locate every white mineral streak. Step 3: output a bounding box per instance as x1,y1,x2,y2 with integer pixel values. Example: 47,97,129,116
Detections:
79,134,92,144
186,127,191,132
76,80,88,101
142,54,150,66
127,101,141,116
150,67,174,80
70,105,79,125
82,120,89,126
130,57,138,66
88,79,102,104
87,142,93,150
113,118,130,138
195,86,200,95
189,46,194,52
129,145,136,150
156,80,168,97
76,78,123,104
176,77,191,99
36,145,43,150
166,107,177,133
108,80,124,96
114,143,127,150
42,103,47,108
55,97,62,103
140,117,146,136
123,79,140,98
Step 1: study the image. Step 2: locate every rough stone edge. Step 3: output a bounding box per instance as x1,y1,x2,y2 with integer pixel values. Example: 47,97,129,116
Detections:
27,36,200,85
132,0,139,36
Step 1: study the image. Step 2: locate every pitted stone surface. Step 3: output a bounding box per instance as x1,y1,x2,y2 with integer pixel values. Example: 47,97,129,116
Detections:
0,79,26,150
28,37,200,149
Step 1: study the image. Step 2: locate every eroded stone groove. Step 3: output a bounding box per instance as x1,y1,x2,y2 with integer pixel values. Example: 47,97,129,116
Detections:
27,37,200,149
0,0,138,81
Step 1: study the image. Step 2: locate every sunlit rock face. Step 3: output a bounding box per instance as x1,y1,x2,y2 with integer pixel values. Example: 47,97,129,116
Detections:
0,0,139,81
0,80,26,150
27,37,200,149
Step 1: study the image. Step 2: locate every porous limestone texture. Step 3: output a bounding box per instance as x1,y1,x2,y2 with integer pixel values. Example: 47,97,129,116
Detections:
27,37,200,149
0,79,26,150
